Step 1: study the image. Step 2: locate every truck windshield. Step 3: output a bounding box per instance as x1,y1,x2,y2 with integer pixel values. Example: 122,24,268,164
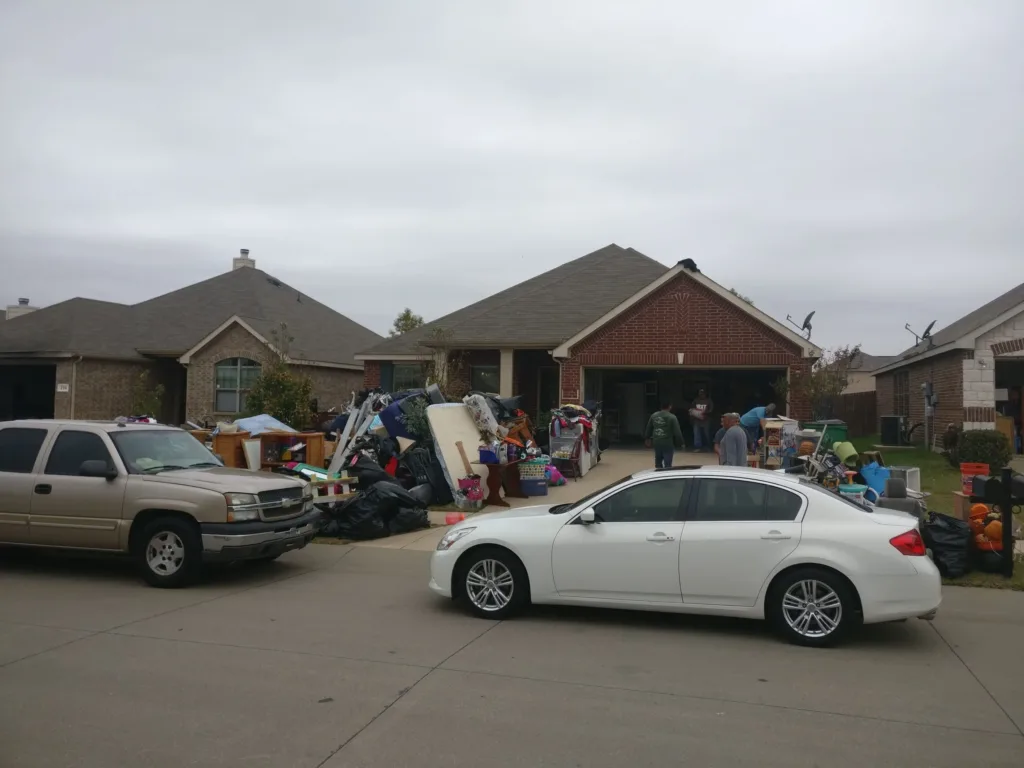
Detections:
110,429,223,474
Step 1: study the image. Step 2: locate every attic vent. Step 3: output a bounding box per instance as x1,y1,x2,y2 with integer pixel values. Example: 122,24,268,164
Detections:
267,277,282,287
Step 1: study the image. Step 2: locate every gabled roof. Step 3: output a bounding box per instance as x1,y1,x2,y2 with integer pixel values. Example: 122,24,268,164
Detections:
873,279,1024,375
0,267,382,366
357,244,821,359
356,244,670,357
551,259,821,358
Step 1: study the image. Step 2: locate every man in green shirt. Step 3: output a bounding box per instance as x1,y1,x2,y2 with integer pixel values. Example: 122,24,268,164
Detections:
644,401,684,468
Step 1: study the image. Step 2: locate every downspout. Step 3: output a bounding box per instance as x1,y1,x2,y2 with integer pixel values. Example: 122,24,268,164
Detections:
69,355,83,418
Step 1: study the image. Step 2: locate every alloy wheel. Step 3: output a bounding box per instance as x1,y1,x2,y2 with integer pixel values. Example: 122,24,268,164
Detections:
465,559,514,613
782,579,843,639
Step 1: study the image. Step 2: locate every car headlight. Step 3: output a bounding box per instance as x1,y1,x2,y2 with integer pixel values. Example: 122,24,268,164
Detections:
225,492,260,522
301,481,313,502
437,526,476,551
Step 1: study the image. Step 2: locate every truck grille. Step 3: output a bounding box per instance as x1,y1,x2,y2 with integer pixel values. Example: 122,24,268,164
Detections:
258,487,305,520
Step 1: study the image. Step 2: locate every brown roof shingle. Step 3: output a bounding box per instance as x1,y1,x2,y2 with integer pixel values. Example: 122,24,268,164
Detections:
359,244,669,356
0,267,382,366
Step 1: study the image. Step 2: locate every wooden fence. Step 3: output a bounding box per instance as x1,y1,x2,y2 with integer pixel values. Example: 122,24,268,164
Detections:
831,392,877,438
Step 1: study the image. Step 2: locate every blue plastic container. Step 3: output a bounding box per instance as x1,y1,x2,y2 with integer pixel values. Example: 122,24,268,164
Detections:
521,478,548,497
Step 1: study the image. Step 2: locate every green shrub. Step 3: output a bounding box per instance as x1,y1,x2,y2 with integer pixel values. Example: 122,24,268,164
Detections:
401,396,431,439
955,429,1012,473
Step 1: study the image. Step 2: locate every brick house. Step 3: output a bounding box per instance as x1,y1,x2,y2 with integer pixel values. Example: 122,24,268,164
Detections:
0,250,381,425
356,245,820,443
873,280,1024,447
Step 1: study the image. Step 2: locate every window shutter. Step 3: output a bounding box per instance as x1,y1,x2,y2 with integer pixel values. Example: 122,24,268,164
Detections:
380,362,395,392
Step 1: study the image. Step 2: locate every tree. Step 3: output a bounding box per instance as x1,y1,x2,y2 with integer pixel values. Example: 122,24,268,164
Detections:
420,327,469,400
729,287,754,305
131,371,165,418
389,308,424,337
243,322,315,429
792,345,861,420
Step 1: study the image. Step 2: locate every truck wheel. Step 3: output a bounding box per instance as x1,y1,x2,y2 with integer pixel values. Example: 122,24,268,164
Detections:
136,517,202,588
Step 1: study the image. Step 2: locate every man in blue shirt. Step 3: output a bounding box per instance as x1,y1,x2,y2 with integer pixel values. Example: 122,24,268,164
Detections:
739,403,776,451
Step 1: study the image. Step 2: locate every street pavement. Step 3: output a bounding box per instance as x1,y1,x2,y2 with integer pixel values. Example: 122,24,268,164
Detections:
1,541,1022,767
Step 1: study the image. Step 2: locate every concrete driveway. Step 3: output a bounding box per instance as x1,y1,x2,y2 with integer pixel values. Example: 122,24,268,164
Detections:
1,540,1022,767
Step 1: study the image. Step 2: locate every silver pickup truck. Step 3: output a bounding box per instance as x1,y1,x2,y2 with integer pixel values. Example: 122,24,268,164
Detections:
0,419,319,587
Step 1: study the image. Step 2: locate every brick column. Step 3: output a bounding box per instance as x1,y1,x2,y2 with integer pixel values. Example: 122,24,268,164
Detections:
363,361,381,388
559,360,581,403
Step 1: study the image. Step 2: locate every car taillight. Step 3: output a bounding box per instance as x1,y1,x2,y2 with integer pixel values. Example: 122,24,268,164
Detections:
890,529,926,556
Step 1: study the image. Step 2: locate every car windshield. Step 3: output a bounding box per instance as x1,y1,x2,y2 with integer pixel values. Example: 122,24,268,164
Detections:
110,429,223,474
548,475,633,514
798,478,874,512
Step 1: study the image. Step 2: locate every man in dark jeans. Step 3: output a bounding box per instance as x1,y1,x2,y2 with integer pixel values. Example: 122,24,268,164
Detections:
644,401,684,469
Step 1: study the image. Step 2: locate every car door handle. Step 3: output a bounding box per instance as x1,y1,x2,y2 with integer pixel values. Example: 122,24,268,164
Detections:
34,484,52,495
761,530,791,540
646,533,675,542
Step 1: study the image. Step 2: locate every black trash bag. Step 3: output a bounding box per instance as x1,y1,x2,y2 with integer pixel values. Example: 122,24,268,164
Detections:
348,454,393,487
389,507,431,534
407,482,434,506
371,480,429,526
921,512,972,578
327,494,388,540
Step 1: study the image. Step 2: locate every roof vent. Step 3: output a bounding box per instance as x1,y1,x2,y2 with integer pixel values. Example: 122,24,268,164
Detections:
233,248,256,270
5,298,38,319
678,258,699,272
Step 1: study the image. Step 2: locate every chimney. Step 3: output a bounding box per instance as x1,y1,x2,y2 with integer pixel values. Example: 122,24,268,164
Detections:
232,248,256,270
5,297,39,319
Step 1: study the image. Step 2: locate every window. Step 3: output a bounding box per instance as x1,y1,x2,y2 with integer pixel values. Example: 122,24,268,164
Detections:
470,365,500,394
690,479,767,522
893,371,910,417
592,479,689,523
44,431,113,476
0,428,48,473
111,429,222,474
393,363,424,392
215,358,261,413
765,486,803,521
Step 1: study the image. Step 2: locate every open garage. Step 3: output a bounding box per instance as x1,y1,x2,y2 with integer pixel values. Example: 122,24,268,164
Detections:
0,363,56,421
583,366,786,445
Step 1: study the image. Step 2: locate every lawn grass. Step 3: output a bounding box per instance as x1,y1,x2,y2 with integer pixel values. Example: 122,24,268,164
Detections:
850,434,961,515
851,434,1022,591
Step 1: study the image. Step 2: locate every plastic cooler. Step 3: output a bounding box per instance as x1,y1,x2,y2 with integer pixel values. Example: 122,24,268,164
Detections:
521,478,548,496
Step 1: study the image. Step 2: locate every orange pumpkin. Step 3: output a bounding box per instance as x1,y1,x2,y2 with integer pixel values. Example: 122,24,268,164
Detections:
984,520,1003,541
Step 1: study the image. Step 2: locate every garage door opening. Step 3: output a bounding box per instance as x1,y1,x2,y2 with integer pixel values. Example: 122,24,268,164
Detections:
0,364,56,421
583,367,785,446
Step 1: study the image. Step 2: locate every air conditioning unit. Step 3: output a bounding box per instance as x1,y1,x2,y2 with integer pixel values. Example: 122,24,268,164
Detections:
880,415,905,447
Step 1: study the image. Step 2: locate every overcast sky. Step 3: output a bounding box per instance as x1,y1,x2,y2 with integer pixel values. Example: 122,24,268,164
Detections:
1,1,1021,354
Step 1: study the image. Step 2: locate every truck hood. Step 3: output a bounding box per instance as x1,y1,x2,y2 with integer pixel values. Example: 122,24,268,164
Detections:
138,466,305,493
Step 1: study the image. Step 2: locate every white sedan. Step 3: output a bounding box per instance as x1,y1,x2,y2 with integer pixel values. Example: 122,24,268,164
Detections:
429,466,941,647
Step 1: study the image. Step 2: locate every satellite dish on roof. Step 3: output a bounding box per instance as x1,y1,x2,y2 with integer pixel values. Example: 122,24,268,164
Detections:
921,320,935,340
785,310,816,340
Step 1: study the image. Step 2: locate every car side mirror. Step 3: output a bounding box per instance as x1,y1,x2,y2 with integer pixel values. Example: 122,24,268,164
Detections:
579,509,597,525
79,460,117,481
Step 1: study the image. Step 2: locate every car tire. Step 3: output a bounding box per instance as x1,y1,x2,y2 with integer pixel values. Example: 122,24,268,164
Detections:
457,547,529,620
768,567,860,648
136,517,202,588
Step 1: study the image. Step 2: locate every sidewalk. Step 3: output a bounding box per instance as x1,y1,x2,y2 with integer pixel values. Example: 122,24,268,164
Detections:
347,448,719,550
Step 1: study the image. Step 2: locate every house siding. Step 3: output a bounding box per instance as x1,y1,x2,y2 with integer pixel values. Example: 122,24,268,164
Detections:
561,273,813,419
57,359,157,421
296,365,363,412
184,324,363,423
963,308,1024,428
875,350,964,442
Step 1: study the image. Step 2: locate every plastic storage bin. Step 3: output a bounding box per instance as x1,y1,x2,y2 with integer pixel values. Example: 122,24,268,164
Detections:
522,478,548,496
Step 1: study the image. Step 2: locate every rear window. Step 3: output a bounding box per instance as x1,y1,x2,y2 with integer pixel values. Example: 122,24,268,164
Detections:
798,478,873,512
0,428,48,473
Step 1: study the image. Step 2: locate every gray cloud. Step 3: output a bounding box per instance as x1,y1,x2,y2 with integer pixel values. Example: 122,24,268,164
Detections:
2,0,1021,353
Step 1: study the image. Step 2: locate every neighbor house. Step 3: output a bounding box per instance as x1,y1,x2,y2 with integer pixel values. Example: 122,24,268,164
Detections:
873,280,1024,443
843,352,897,394
355,244,821,444
0,250,382,425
